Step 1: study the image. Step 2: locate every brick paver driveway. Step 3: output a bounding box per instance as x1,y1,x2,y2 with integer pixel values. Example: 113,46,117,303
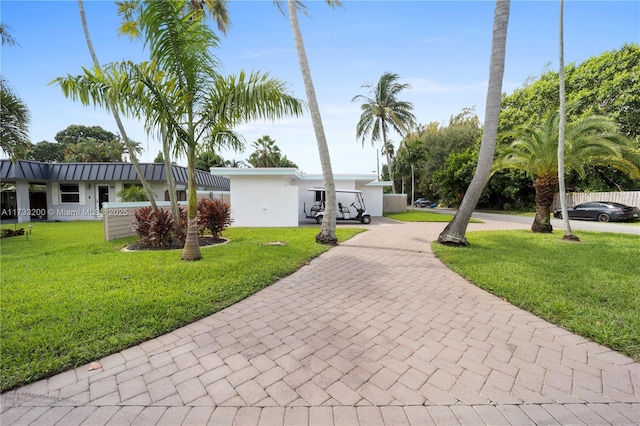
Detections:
2,218,639,425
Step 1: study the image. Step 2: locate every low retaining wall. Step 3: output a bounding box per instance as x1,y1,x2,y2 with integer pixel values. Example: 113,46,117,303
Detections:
103,192,230,241
383,194,407,213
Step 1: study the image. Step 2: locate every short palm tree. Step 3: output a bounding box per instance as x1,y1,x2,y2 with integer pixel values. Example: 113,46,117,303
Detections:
494,109,640,233
248,135,282,167
352,72,416,193
55,0,304,261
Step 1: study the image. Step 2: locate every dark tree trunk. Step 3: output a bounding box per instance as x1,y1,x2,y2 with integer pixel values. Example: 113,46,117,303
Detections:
531,176,557,233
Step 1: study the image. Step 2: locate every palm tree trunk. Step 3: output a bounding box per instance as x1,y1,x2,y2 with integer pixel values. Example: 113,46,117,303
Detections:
381,124,396,193
438,0,510,246
288,0,337,245
78,0,157,211
557,0,578,241
531,175,556,233
161,125,181,231
181,147,202,260
411,163,415,210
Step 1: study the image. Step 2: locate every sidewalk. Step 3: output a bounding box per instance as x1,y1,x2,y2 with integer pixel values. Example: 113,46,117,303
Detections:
2,219,639,425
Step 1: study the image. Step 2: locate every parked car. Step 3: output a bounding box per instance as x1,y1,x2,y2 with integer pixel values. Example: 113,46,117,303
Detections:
553,201,640,222
414,198,433,208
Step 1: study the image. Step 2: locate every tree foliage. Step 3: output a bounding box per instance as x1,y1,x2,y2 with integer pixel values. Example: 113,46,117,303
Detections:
400,108,481,202
0,25,30,160
494,108,640,232
500,43,640,141
25,141,66,163
246,135,298,168
195,150,226,170
432,148,480,207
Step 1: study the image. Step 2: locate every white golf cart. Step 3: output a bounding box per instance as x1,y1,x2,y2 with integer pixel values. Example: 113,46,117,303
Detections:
303,188,372,224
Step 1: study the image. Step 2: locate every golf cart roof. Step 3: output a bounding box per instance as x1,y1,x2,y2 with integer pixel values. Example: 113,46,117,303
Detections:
308,187,362,194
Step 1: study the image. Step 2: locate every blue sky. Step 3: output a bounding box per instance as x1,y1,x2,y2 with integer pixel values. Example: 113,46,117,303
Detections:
2,1,638,174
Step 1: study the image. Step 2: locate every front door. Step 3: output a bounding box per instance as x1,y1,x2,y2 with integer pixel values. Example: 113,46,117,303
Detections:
98,186,109,210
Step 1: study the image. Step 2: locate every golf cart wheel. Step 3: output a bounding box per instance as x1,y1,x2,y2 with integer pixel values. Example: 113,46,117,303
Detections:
315,215,323,224
361,215,372,224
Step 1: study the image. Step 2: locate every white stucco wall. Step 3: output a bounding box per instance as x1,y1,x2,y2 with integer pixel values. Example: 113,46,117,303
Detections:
213,168,387,227
360,186,383,217
230,175,299,227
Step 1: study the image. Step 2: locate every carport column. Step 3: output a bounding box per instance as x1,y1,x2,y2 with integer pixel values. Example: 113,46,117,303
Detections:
15,181,31,223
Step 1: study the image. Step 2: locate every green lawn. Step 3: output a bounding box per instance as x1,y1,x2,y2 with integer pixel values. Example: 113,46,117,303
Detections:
0,221,364,392
432,230,640,361
385,209,481,223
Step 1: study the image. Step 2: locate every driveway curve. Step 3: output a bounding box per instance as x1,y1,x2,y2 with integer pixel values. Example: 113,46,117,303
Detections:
2,218,638,425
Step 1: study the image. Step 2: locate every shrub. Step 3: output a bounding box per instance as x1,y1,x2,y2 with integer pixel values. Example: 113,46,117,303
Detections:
1,228,25,238
198,199,232,238
133,206,153,240
147,209,175,249
133,207,178,249
117,185,148,202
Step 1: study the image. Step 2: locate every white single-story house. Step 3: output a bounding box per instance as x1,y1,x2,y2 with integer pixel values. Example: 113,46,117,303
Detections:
211,167,391,227
0,160,229,223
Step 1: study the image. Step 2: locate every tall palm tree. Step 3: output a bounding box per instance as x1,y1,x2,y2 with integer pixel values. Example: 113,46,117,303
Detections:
353,72,416,194
0,25,30,161
77,0,158,209
556,0,578,240
56,1,304,261
438,0,510,246
494,109,640,233
116,0,230,222
282,0,341,244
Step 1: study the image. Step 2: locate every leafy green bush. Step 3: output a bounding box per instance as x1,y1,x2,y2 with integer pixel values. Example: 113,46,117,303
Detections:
117,185,148,202
198,198,232,238
1,228,25,238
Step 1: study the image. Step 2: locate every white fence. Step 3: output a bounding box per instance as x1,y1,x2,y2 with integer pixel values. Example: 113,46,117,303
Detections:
552,191,640,210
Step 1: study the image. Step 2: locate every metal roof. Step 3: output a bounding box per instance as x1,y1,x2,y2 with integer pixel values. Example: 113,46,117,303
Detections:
0,160,229,190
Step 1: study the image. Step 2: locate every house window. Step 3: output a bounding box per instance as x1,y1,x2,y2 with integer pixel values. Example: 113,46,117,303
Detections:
60,184,80,203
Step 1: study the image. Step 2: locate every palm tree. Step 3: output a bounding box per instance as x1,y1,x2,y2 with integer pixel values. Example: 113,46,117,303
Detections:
0,25,30,161
437,0,510,246
395,134,425,209
247,135,281,167
0,80,30,160
556,0,578,240
116,0,231,223
352,72,416,193
493,109,640,233
77,0,158,209
283,0,341,245
225,158,247,168
56,1,304,261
